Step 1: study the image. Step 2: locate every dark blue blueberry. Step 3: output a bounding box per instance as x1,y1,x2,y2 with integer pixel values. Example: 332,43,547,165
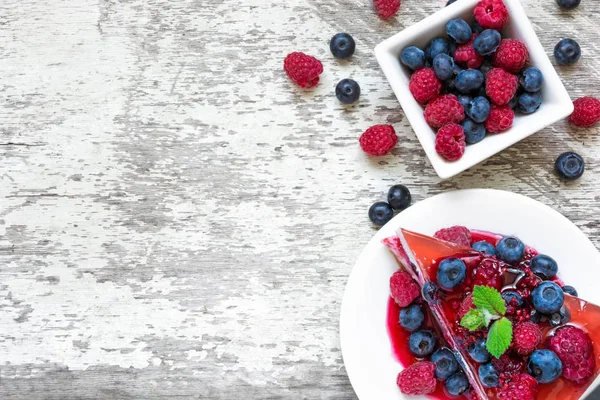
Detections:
455,69,484,93
431,348,459,381
549,305,571,327
409,330,437,357
530,309,545,324
556,0,581,10
423,281,442,304
518,92,542,114
554,38,581,65
472,240,496,256
478,362,499,388
502,290,524,307
426,38,453,63
562,285,578,296
532,281,564,314
473,29,501,55
528,349,563,384
480,59,494,78
437,258,467,290
433,54,455,80
496,236,525,264
335,79,361,104
457,95,472,111
467,337,491,363
445,372,470,396
400,46,426,70
387,184,411,211
472,21,484,34
399,304,425,332
330,33,356,59
531,254,558,279
555,152,585,181
368,202,393,226
520,67,544,92
508,95,519,109
466,96,491,123
462,119,486,144
446,19,472,44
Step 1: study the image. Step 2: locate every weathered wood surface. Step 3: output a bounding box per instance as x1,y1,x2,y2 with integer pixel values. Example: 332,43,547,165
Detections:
0,0,599,398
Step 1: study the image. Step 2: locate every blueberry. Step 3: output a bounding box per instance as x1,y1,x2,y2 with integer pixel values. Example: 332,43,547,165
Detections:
335,79,361,104
520,67,544,92
479,59,494,77
387,184,411,211
457,95,472,110
562,285,578,296
478,362,500,388
467,337,491,363
423,281,442,304
455,69,484,93
472,241,496,256
502,290,524,307
531,254,558,279
330,33,356,59
472,21,484,34
549,305,571,327
508,95,519,109
518,92,542,114
556,0,581,10
466,96,491,123
433,54,455,80
495,236,526,264
555,152,585,181
368,202,394,226
462,119,486,144
554,38,581,65
473,29,501,55
399,304,425,332
530,309,546,324
426,38,452,63
400,46,426,70
445,372,470,396
532,281,564,314
528,349,563,384
437,258,467,290
447,19,472,44
431,348,459,380
409,330,437,357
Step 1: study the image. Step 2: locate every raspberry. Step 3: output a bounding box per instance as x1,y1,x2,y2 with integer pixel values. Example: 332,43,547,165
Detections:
497,373,538,400
474,0,509,30
492,354,526,383
485,104,514,133
396,361,437,395
434,226,472,247
373,0,401,19
409,68,441,104
435,123,466,161
454,35,485,69
424,95,465,128
493,39,529,73
515,272,542,300
359,125,397,156
283,52,323,88
547,325,596,384
486,68,519,106
569,97,600,127
458,293,474,319
389,270,420,307
472,258,503,290
512,322,542,355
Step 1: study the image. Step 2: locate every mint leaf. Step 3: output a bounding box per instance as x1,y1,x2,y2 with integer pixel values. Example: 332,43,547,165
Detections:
460,309,485,331
472,285,507,316
486,317,513,358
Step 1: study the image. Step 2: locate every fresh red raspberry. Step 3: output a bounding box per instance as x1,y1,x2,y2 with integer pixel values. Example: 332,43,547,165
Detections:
512,322,542,355
485,104,514,133
493,354,526,384
434,226,472,247
493,39,529,73
454,35,485,69
486,68,519,106
283,52,323,88
396,361,437,395
409,68,441,104
474,0,510,30
389,270,420,307
373,0,401,19
472,258,503,290
497,373,538,400
435,123,466,161
424,95,465,128
458,293,474,319
547,325,596,384
359,125,397,156
569,97,600,127
515,272,542,300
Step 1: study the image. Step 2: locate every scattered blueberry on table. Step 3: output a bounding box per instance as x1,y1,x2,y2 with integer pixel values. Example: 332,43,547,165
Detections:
330,33,356,59
335,78,360,104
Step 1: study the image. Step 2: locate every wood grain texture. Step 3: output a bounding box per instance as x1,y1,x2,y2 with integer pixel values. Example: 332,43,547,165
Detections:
0,0,599,398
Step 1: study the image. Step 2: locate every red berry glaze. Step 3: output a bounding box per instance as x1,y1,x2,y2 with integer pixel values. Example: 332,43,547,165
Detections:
474,0,510,30
497,373,538,400
409,68,441,104
424,94,465,128
486,68,519,106
283,52,323,88
547,325,596,384
512,321,542,355
373,0,401,19
454,35,485,69
493,39,529,73
569,97,600,127
389,270,420,307
473,258,503,290
485,104,514,133
493,354,526,384
359,125,397,156
434,226,472,247
458,293,475,319
435,123,466,161
396,361,437,395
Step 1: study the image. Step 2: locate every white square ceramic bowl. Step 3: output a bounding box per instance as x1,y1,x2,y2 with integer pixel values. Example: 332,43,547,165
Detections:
374,0,573,180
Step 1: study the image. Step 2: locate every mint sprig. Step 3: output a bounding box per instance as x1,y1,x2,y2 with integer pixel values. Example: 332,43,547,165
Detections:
486,317,513,358
472,285,507,315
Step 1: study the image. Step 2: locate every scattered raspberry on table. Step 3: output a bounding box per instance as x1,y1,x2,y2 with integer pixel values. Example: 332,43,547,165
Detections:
283,52,323,88
359,124,398,156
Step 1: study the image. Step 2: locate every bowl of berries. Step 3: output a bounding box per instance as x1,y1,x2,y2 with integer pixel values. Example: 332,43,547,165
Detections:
374,0,573,179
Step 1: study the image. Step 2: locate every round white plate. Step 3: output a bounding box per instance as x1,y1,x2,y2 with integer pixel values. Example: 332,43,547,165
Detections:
340,189,600,400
